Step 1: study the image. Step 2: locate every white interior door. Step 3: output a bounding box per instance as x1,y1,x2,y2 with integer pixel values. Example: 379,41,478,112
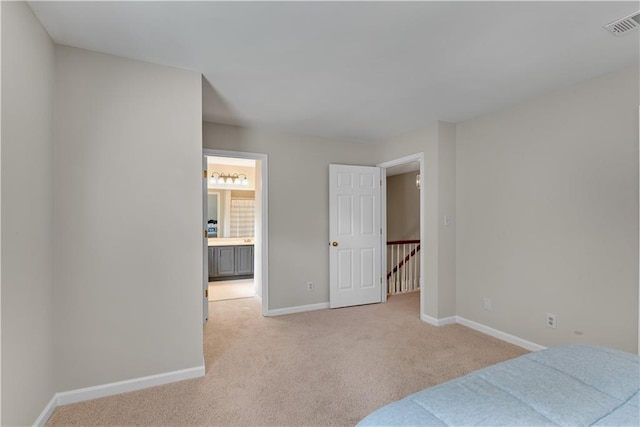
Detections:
329,164,382,308
202,157,209,324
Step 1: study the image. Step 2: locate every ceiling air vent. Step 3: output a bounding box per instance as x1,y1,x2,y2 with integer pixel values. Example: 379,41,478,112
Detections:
604,11,640,36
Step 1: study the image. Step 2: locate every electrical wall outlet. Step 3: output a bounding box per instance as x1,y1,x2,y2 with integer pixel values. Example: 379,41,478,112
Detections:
307,282,314,291
546,313,557,329
483,297,491,311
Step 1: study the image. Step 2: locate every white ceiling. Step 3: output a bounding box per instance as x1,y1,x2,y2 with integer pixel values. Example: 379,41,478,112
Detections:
29,1,639,144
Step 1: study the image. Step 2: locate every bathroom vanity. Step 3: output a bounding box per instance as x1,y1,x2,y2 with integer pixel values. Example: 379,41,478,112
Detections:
208,238,254,281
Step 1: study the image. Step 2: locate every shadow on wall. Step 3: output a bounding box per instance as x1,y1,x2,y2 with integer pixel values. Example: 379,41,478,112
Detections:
202,76,245,125
387,171,420,241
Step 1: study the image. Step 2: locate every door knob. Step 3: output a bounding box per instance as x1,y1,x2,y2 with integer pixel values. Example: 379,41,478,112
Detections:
332,242,338,247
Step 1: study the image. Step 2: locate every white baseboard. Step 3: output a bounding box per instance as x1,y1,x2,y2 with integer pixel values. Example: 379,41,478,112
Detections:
34,365,205,426
33,395,58,427
34,314,543,425
268,302,329,316
421,313,457,326
419,313,545,352
57,365,205,405
456,316,546,352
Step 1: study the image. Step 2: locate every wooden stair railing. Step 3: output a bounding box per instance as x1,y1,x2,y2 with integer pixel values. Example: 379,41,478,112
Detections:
387,240,421,294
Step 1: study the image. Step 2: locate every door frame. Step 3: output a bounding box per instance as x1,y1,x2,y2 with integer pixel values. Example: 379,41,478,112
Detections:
377,153,424,318
202,156,209,323
203,148,269,317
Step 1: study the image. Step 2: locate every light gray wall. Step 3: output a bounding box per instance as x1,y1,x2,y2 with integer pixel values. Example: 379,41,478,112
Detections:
386,172,420,241
456,66,639,353
53,46,204,391
437,122,456,318
1,2,56,425
378,122,457,319
2,11,635,423
203,123,378,309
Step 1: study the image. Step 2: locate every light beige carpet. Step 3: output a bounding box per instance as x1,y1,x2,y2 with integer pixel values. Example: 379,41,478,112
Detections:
47,293,527,426
209,279,255,301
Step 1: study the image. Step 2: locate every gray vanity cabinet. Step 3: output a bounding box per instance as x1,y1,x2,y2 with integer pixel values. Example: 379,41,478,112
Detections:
216,246,236,276
235,246,254,275
208,245,254,281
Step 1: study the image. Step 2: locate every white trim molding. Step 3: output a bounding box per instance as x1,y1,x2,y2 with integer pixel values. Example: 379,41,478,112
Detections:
421,314,457,327
33,396,58,427
419,314,546,352
34,365,205,426
455,317,546,352
377,152,424,169
56,365,205,405
268,302,329,317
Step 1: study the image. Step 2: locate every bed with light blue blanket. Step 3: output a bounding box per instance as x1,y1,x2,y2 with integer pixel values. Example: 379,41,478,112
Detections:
358,345,639,426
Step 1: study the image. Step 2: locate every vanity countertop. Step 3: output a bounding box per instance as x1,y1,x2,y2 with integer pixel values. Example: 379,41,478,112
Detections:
208,238,254,247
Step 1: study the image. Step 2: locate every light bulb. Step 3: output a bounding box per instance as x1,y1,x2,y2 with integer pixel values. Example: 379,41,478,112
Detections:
225,176,233,184
242,177,249,186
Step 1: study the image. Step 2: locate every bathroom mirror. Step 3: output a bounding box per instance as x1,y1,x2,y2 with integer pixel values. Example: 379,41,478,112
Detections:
207,193,219,237
207,190,255,238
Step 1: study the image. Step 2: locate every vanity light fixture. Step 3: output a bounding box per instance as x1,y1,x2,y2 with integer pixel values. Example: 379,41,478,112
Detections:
209,172,249,186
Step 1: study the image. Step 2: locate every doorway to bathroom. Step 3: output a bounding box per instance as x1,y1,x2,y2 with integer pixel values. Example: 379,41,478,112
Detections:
203,149,269,320
206,155,257,302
